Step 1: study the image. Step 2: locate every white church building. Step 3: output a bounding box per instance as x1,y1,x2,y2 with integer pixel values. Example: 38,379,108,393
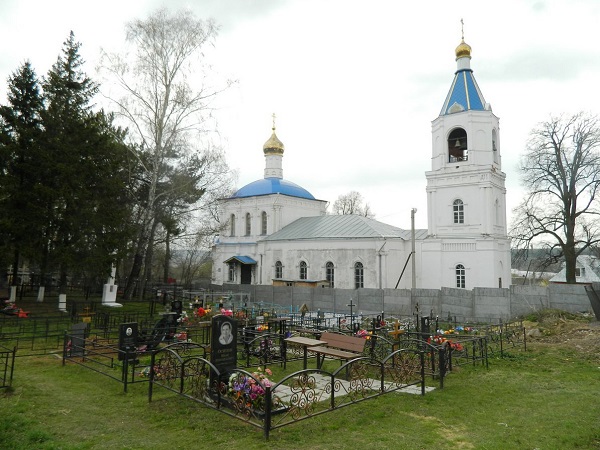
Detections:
211,35,511,290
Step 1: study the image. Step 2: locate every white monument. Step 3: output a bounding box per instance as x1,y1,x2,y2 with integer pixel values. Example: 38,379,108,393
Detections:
102,265,122,307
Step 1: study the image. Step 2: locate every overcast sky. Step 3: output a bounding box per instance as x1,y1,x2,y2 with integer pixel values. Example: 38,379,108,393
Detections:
1,0,600,230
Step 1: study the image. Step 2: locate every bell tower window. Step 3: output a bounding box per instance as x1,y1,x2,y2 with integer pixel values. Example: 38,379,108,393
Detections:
455,264,466,288
448,128,468,162
453,199,464,224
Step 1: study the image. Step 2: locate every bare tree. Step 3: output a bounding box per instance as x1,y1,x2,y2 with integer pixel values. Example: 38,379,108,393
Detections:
331,191,375,218
100,8,233,299
511,112,600,283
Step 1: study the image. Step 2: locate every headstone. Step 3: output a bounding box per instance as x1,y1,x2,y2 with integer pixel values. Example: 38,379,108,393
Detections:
36,286,45,303
70,322,88,357
421,317,431,335
58,293,67,312
211,314,237,380
171,300,182,315
118,322,139,361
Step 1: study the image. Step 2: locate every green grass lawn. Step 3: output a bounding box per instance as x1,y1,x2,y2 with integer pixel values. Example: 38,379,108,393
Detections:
2,340,600,450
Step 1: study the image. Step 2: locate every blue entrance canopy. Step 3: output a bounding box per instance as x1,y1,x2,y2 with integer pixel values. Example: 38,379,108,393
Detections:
224,256,257,265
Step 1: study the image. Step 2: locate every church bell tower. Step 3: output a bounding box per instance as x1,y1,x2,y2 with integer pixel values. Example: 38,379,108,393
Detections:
421,25,511,290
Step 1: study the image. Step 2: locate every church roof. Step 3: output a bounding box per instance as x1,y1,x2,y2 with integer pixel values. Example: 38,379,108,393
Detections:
439,36,487,116
263,214,429,241
231,177,316,200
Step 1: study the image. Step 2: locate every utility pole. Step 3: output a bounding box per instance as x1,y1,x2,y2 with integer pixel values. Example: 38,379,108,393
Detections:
411,208,417,289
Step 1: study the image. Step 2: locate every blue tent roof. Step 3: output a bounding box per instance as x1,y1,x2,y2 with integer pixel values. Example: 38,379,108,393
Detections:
231,177,315,200
440,69,486,116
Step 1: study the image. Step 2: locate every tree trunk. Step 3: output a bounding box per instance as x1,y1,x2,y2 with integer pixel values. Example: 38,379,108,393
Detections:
163,229,171,283
564,245,577,284
137,219,159,301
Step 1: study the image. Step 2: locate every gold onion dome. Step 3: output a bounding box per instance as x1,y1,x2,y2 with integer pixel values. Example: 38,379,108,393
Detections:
263,128,285,155
455,39,471,59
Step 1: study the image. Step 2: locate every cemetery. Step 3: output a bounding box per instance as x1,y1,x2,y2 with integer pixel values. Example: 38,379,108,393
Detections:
1,288,530,440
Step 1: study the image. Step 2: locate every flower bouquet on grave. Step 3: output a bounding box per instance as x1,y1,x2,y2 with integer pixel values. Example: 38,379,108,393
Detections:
355,329,372,339
226,367,283,416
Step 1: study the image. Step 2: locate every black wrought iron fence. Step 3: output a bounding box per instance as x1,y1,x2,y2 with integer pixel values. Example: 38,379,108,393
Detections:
0,343,16,388
148,345,426,440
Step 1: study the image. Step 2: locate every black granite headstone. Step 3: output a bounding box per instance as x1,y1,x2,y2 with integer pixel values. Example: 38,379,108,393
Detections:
70,322,88,357
210,315,237,377
171,300,182,315
118,322,139,361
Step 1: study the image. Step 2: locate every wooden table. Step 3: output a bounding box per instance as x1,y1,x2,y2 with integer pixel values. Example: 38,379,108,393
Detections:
284,336,327,369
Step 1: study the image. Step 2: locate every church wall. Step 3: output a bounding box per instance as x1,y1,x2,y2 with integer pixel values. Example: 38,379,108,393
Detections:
221,194,326,239
261,238,408,289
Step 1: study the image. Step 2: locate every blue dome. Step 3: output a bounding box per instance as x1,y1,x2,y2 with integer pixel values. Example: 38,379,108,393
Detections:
232,177,315,199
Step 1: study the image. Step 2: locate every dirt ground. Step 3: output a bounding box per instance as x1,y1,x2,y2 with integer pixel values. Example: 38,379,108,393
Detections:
522,310,600,362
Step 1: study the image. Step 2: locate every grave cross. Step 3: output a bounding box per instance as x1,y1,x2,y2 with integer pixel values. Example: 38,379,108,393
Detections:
388,320,405,341
347,299,356,329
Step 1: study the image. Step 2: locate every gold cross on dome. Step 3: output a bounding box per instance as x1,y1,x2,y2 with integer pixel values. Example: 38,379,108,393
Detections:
272,112,277,130
461,18,464,40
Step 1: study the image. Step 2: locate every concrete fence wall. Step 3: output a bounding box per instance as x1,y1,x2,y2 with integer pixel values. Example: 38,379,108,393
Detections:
214,282,593,322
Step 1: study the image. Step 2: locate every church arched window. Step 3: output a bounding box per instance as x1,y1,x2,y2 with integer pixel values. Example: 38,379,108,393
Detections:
448,128,468,162
245,213,251,236
229,214,236,236
354,262,364,289
299,261,307,280
453,199,464,224
275,261,282,279
455,264,465,288
326,261,335,288
261,211,267,235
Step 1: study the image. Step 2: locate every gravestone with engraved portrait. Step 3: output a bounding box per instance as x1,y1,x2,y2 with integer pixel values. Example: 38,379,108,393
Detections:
118,322,139,361
211,314,237,378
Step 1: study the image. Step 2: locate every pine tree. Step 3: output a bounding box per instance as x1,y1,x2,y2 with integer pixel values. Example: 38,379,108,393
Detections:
40,32,135,294
0,61,45,287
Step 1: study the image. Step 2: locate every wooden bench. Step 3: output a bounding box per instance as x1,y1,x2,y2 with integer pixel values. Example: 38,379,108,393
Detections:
307,332,367,369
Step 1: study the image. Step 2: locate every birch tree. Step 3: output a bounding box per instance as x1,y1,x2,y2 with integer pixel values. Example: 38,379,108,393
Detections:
100,8,233,299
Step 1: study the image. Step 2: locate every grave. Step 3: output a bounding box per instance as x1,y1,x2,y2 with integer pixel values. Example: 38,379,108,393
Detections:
102,265,122,307
70,322,89,357
118,322,139,361
210,314,237,383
